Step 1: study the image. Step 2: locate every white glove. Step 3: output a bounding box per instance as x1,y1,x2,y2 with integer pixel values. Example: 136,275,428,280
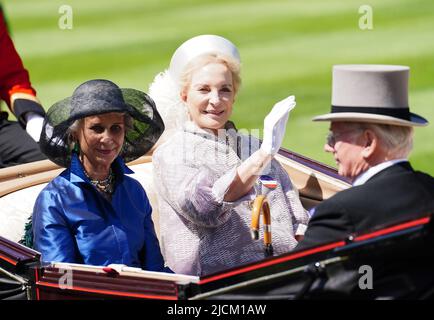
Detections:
260,95,296,156
25,112,45,142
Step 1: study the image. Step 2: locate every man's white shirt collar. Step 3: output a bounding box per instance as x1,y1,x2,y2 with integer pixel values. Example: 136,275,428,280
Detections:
352,159,408,186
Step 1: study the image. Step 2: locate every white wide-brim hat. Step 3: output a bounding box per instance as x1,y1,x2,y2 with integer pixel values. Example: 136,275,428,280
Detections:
313,64,428,127
168,34,241,85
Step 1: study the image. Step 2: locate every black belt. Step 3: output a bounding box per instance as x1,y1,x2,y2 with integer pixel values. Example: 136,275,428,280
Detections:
331,105,410,121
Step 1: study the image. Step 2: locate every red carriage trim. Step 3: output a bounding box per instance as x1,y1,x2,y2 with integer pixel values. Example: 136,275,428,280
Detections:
36,280,179,300
354,216,430,242
199,215,431,285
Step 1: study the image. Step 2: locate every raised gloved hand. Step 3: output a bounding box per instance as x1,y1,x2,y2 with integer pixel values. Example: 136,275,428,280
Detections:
260,95,296,156
25,112,45,142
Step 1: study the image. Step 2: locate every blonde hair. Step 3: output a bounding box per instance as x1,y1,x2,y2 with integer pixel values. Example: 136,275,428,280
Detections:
179,53,242,97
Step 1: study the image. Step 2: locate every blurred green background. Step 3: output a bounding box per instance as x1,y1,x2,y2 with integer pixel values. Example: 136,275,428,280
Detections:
3,0,434,174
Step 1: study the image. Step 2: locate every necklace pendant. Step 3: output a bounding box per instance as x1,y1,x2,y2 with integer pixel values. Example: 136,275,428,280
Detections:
85,168,115,195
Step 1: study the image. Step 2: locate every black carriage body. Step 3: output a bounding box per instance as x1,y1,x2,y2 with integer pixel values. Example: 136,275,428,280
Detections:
1,214,433,300
0,236,39,300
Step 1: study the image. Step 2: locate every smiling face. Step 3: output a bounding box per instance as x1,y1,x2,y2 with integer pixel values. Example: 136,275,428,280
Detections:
75,112,125,179
181,62,235,134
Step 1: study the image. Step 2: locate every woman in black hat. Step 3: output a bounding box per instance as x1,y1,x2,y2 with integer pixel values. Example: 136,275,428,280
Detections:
31,79,168,271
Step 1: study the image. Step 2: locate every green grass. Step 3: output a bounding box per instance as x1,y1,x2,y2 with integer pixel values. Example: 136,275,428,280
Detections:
3,0,433,175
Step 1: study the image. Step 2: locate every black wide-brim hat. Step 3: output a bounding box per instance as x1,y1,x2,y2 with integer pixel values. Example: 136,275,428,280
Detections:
40,79,165,167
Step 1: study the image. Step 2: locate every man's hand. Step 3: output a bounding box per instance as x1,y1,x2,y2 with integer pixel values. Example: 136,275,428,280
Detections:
25,112,45,142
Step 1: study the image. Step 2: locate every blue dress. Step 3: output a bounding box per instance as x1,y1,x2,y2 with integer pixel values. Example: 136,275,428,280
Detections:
33,153,166,272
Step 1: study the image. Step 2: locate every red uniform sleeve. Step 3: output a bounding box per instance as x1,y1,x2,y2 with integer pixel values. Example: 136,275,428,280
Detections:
0,10,36,111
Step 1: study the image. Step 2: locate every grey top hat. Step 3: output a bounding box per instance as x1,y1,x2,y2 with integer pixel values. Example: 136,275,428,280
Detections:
40,79,165,167
313,64,428,127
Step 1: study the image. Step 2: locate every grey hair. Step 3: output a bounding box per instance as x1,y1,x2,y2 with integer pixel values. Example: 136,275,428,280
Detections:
67,113,134,147
345,122,414,158
179,52,242,97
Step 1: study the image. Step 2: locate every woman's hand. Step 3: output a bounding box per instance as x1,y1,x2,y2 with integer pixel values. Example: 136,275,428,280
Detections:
260,95,296,156
223,96,296,202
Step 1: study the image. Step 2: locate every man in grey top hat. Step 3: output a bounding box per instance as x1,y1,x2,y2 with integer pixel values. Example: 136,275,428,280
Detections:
296,64,434,250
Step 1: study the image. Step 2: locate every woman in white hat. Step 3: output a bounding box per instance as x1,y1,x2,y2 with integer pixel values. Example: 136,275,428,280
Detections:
150,35,309,276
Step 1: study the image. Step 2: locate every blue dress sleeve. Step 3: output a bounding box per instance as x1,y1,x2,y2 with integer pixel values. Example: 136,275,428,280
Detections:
33,189,81,263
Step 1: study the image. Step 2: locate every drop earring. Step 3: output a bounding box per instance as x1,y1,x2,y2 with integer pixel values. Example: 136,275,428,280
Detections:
73,142,80,154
